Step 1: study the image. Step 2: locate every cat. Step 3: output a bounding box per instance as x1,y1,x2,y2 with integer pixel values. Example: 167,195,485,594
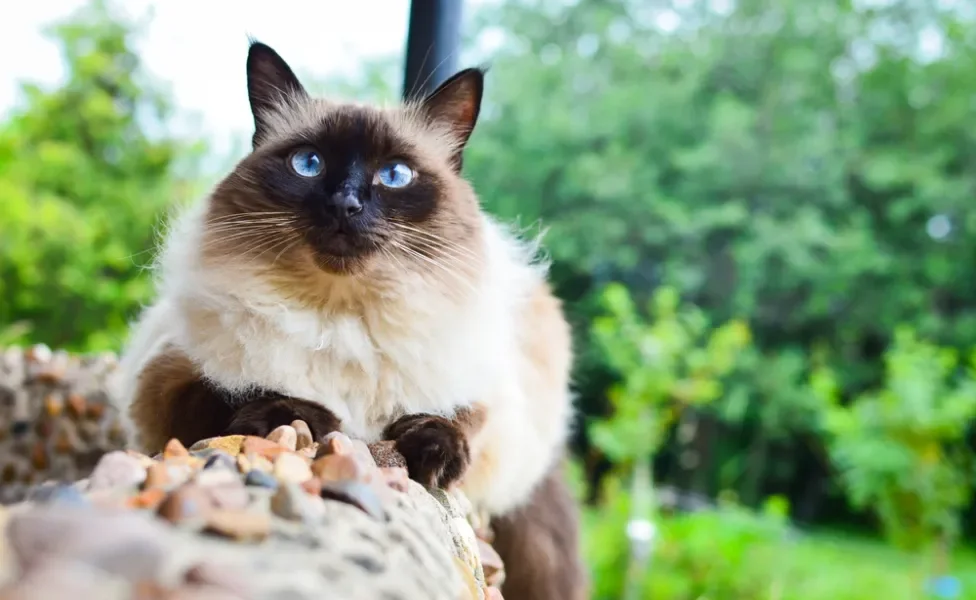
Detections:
115,40,587,599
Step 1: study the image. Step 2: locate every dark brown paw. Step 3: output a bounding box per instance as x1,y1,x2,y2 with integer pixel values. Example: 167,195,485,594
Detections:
225,394,342,441
383,414,470,489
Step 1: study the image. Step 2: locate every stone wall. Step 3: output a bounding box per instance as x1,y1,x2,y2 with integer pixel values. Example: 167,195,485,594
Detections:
0,346,504,600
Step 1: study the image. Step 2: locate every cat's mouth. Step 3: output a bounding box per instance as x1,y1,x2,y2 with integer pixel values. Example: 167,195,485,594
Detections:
303,228,380,274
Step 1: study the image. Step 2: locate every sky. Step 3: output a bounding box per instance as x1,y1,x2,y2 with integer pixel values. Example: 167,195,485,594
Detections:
0,0,428,159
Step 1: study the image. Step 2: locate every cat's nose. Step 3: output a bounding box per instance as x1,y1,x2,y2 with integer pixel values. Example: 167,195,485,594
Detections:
330,190,363,217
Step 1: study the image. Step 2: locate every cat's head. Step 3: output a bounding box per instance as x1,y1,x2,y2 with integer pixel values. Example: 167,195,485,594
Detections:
201,41,486,296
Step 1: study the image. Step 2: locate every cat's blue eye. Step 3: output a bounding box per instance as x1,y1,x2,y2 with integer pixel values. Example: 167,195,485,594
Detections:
290,148,324,177
376,162,414,188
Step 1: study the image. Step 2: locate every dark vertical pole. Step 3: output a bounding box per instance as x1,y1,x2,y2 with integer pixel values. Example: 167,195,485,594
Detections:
402,0,463,100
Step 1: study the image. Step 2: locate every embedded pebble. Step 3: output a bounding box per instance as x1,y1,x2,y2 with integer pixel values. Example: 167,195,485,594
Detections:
369,441,407,469
157,485,213,526
379,467,411,493
89,451,147,491
267,425,297,451
241,437,286,460
244,470,278,490
195,468,239,488
184,562,251,597
311,453,366,483
318,432,355,457
190,435,245,457
320,481,385,520
26,482,90,507
478,539,505,587
7,507,170,579
291,420,314,450
203,452,236,471
270,483,315,522
126,487,167,510
273,452,312,484
201,480,249,511
204,509,270,542
163,439,190,459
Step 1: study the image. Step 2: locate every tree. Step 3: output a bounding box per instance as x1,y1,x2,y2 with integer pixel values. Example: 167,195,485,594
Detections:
0,0,202,351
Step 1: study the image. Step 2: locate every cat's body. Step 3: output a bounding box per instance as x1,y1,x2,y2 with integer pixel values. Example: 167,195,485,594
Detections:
116,41,586,598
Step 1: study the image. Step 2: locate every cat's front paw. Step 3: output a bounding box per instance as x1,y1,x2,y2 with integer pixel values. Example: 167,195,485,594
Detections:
383,413,471,489
225,394,342,441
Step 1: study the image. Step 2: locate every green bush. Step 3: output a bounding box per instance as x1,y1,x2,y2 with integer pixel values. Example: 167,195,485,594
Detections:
817,327,976,569
0,0,202,352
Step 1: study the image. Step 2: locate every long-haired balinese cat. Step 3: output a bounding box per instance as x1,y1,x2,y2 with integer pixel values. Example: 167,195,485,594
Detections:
116,40,586,599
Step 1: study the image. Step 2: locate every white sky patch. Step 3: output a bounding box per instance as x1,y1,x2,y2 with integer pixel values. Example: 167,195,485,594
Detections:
0,1,426,159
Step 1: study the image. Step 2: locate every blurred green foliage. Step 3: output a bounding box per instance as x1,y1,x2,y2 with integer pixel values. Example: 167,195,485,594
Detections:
818,327,976,553
0,0,201,351
3,0,976,596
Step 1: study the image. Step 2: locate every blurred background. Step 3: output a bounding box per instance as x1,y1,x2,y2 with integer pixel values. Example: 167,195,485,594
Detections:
2,0,976,598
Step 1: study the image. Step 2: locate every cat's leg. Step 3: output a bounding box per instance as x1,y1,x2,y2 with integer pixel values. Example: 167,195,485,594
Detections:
490,460,589,600
382,405,486,489
129,345,342,452
223,393,342,440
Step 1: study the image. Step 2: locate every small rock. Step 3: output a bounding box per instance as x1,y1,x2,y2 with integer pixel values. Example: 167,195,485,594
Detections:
350,439,378,468
247,454,274,473
267,425,297,451
10,420,29,438
270,483,313,521
184,562,251,597
311,454,367,483
164,439,190,459
203,452,236,472
144,462,172,490
291,420,314,450
157,485,213,526
27,482,89,507
86,401,106,420
236,454,252,473
273,452,312,484
317,432,355,457
0,558,130,599
300,477,323,496
369,440,407,469
379,467,410,493
43,394,63,417
189,435,245,457
203,483,249,511
66,393,87,418
194,468,239,488
30,442,48,471
127,487,167,510
125,450,156,469
485,586,505,600
478,539,506,587
297,446,317,460
244,470,278,490
7,507,171,581
320,481,385,520
204,509,270,542
89,451,147,491
241,436,286,460
54,429,77,454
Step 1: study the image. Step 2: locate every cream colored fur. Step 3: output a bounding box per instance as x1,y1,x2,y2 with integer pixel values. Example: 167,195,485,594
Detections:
117,196,574,515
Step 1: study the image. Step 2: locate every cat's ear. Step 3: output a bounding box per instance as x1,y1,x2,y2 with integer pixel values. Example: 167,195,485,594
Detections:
420,68,484,170
246,40,308,148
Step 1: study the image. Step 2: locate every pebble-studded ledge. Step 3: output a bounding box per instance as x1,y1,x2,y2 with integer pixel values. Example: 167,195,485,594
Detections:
0,346,505,600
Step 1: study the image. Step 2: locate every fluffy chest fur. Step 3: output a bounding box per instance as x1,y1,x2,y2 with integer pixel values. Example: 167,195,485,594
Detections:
121,209,535,442
178,288,510,440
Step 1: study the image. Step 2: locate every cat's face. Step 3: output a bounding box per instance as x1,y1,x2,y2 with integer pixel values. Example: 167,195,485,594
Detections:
202,41,486,286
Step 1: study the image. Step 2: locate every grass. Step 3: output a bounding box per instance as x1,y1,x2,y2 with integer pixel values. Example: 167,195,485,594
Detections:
581,496,976,600
775,531,976,600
